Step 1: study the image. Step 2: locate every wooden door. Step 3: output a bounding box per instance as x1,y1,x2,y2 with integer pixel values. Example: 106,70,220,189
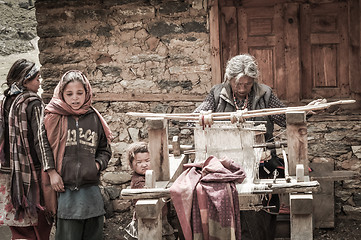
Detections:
300,2,349,99
219,2,300,102
216,1,354,103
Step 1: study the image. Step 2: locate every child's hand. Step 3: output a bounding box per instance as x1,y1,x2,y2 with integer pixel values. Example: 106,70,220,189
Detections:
96,162,100,171
47,169,65,192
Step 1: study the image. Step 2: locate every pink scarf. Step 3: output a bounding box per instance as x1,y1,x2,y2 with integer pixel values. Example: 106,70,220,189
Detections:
42,70,112,215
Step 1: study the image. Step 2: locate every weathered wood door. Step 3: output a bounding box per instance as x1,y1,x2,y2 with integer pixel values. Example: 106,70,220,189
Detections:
217,0,353,103
300,2,349,99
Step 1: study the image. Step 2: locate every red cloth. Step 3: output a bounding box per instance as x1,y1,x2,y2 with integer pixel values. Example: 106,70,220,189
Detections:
9,210,52,240
170,156,246,240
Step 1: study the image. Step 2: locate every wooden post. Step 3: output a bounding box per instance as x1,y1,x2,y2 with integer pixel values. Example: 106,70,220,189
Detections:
286,111,308,176
145,170,156,188
290,194,313,240
172,136,181,156
209,0,222,85
136,199,163,240
147,117,170,181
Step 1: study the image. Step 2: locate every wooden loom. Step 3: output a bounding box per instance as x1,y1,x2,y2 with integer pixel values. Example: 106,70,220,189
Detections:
121,100,356,240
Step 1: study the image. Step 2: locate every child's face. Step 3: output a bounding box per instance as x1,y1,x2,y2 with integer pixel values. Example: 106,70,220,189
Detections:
23,74,40,93
132,152,151,175
63,81,86,110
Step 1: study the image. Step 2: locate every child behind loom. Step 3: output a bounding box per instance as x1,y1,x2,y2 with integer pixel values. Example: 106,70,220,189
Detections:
125,142,175,240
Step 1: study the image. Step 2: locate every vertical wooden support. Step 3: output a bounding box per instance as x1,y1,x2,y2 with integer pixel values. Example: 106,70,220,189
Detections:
147,117,170,181
172,136,181,156
284,3,301,102
136,199,163,240
209,0,222,85
145,170,156,188
290,194,313,240
286,111,308,176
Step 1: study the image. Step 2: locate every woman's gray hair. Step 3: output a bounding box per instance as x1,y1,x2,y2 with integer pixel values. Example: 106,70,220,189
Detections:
224,54,259,82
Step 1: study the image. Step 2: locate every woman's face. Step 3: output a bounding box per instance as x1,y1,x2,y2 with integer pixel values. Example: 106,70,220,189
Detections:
62,81,86,110
23,73,40,93
230,75,254,99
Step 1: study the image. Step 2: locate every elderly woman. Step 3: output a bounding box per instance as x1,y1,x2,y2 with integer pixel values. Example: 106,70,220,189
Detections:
194,54,286,240
195,54,286,137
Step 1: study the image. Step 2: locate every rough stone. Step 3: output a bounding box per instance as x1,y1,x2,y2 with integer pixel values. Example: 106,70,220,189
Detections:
342,205,361,220
105,186,121,200
103,172,132,185
128,128,140,142
108,157,121,167
351,146,361,158
112,199,132,212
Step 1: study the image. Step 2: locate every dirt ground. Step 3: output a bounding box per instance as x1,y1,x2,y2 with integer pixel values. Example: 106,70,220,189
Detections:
0,1,360,239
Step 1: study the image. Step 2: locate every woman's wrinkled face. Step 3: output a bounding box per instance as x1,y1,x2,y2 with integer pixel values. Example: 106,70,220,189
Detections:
230,75,254,99
132,152,151,175
62,81,86,110
23,73,40,93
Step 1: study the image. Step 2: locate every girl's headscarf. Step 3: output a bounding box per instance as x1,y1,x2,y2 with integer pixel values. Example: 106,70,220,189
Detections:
45,70,112,142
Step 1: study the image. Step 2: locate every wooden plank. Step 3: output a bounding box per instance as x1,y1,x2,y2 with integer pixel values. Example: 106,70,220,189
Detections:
147,118,170,181
290,194,313,240
220,6,238,70
312,44,337,87
310,160,334,228
286,112,309,176
284,3,300,103
209,0,222,85
349,0,361,93
145,170,156,188
136,199,163,240
274,3,286,100
307,114,361,122
237,7,248,53
247,36,276,46
43,92,206,102
300,4,312,99
310,170,360,181
310,33,340,44
121,180,320,200
337,2,350,97
169,154,188,182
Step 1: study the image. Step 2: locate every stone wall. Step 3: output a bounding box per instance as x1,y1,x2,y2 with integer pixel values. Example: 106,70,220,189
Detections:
35,0,209,217
307,113,361,220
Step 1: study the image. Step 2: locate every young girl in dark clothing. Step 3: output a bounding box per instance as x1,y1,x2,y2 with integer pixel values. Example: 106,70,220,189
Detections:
43,70,112,240
0,59,54,240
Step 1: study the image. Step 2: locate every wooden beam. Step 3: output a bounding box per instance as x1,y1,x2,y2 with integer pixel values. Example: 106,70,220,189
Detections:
349,0,361,93
136,199,163,240
121,180,320,200
287,112,309,176
42,92,206,102
209,0,222,85
147,118,170,181
310,170,360,181
284,3,300,103
290,194,313,240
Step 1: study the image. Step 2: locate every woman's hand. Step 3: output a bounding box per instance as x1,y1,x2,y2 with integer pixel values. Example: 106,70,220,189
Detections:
47,169,65,192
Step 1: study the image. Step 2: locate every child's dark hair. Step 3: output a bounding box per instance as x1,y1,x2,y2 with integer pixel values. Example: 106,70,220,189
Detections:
126,142,149,166
59,70,88,99
4,59,38,96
